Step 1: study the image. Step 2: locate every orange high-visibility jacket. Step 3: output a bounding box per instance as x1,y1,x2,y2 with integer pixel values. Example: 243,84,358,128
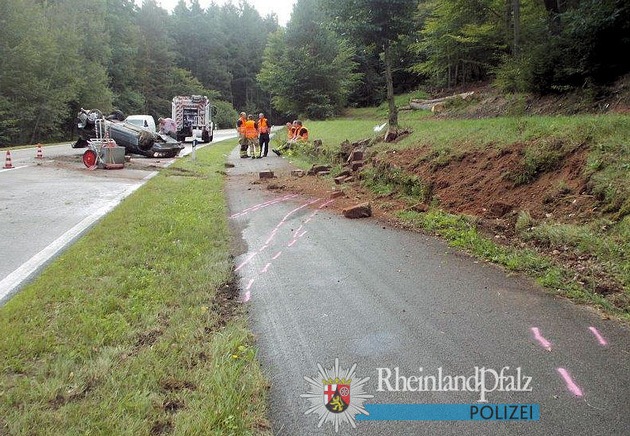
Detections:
288,125,297,140
244,119,258,139
236,116,247,133
296,126,309,141
258,117,269,134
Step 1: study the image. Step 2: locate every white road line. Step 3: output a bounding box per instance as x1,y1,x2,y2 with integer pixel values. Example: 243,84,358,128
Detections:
0,165,29,173
0,173,155,305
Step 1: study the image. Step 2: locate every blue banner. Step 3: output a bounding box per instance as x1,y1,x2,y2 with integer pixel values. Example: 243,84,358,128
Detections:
355,404,540,421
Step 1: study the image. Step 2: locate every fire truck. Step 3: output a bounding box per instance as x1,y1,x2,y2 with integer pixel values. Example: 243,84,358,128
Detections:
171,95,216,143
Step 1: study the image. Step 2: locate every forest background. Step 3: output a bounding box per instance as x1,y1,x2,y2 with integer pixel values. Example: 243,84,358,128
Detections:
0,0,628,146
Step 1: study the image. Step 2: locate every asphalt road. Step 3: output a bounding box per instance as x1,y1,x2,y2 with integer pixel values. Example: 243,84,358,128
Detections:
0,130,238,304
225,148,630,435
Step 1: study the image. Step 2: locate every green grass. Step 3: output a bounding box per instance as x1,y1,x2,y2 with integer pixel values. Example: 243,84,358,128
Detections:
516,215,630,292
397,209,626,320
294,97,630,318
0,142,270,435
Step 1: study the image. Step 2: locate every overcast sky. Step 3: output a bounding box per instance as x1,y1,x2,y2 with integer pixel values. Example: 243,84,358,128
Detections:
147,0,297,26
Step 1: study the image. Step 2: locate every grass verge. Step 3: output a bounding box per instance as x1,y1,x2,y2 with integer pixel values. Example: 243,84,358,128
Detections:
0,142,271,435
294,99,629,320
397,210,627,321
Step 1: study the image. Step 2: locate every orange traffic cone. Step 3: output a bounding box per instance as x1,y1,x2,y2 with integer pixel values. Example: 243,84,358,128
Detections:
35,144,43,159
3,150,14,169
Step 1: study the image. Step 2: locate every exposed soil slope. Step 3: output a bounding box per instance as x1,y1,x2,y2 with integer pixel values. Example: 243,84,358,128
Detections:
261,82,630,316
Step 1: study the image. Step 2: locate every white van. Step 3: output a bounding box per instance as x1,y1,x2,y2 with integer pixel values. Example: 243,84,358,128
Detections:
124,115,156,132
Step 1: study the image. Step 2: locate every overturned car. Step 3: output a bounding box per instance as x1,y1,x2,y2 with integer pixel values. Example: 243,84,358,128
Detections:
73,109,184,158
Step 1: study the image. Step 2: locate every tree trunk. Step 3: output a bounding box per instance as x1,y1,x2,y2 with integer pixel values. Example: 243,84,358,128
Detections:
513,0,521,55
384,42,398,142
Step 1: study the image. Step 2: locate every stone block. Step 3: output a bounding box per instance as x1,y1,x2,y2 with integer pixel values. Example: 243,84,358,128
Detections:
351,160,364,171
342,202,372,219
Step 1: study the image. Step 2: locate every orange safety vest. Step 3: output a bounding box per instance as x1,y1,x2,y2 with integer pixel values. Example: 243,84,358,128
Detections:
236,116,246,133
258,117,269,134
244,119,258,139
296,126,308,141
288,125,297,139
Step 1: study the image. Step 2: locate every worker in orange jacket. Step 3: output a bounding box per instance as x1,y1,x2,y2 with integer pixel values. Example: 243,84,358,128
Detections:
273,120,308,156
236,112,248,158
294,121,309,141
258,113,271,157
244,114,260,158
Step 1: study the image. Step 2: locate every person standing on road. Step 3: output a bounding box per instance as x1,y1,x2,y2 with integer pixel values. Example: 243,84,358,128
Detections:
258,113,271,157
236,112,248,158
244,114,260,158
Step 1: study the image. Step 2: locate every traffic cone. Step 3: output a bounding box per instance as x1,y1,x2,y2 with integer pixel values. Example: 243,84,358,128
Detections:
3,150,14,169
35,144,43,159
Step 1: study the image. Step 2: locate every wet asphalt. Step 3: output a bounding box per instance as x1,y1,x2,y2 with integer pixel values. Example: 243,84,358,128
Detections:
225,146,630,436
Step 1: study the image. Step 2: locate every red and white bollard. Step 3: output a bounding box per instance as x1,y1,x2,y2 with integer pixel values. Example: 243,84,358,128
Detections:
3,150,14,169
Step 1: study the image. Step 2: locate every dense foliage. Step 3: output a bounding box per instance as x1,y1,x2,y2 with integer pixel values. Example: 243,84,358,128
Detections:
257,0,361,119
1,0,628,145
0,0,278,144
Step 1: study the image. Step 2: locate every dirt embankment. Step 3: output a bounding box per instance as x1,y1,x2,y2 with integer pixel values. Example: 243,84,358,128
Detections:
263,83,630,314
267,141,626,312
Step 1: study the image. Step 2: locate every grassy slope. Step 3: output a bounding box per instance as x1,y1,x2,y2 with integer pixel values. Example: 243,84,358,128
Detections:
0,142,270,435
301,100,630,320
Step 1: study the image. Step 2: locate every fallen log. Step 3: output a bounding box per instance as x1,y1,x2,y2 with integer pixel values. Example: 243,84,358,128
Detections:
409,91,475,111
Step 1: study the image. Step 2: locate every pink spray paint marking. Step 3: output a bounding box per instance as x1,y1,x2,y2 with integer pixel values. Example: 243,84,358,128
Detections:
258,244,269,253
230,194,298,219
318,199,335,209
241,279,254,303
288,239,297,247
234,253,257,272
264,199,321,245
557,368,583,397
272,251,282,260
298,230,308,238
280,198,321,224
260,263,271,274
531,327,552,351
265,228,279,246
588,327,608,346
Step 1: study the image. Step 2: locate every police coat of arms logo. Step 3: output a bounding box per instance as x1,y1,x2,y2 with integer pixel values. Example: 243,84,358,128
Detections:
301,358,373,432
